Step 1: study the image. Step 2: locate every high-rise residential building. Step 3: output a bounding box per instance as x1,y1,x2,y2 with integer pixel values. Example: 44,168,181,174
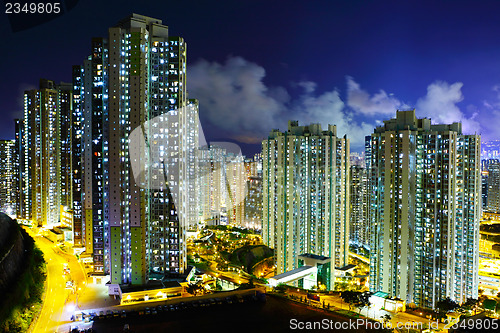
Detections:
22,79,73,227
0,140,17,217
226,154,246,227
481,160,489,210
198,145,248,227
262,120,350,290
364,136,372,171
74,14,198,284
244,176,262,230
368,110,480,309
14,119,24,219
486,159,500,213
244,154,262,178
72,37,108,272
244,154,263,230
349,164,369,248
71,66,84,248
198,145,228,224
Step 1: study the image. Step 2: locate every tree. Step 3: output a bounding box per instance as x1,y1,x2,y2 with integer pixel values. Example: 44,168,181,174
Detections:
339,291,372,315
356,292,371,315
335,281,349,292
340,290,361,312
436,297,459,315
462,298,479,315
274,283,287,293
186,282,205,296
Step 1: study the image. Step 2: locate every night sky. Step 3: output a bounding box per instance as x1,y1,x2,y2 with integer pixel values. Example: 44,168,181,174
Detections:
2,0,500,155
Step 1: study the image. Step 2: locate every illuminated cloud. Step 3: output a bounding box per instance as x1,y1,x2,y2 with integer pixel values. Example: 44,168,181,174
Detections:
416,81,480,134
292,88,375,148
187,56,284,143
346,76,403,116
188,56,485,151
188,57,377,149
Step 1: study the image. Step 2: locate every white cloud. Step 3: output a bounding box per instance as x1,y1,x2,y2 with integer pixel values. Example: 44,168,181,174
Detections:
346,76,403,116
188,57,284,143
188,56,485,151
188,57,379,149
293,89,374,147
296,81,317,94
416,81,480,134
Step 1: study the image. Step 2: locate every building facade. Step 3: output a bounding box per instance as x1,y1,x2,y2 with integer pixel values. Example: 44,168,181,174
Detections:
225,154,246,227
486,159,500,213
349,164,369,248
262,120,350,290
368,110,480,309
72,37,109,272
14,119,24,219
198,145,227,224
244,154,263,230
0,140,17,217
481,160,489,210
74,14,198,284
71,66,84,248
22,79,73,227
197,145,248,227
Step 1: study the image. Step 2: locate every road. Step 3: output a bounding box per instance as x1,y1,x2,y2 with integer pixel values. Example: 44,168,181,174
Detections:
349,251,370,264
25,229,87,333
284,290,448,331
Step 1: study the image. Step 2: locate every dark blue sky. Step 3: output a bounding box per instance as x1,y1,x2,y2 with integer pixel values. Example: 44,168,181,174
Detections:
2,0,500,155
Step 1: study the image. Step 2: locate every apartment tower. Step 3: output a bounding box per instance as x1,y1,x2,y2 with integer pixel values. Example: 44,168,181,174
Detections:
22,79,73,227
262,120,350,290
74,14,198,284
368,110,480,308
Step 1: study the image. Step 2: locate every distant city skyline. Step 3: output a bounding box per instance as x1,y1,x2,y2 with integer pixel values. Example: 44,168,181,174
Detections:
3,1,500,156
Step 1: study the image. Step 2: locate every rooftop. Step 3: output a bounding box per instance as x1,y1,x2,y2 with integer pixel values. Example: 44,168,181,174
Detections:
270,265,315,281
298,253,330,261
372,291,389,299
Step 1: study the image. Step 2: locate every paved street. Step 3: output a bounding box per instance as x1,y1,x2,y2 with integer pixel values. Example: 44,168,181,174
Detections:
28,232,73,333
285,290,448,331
